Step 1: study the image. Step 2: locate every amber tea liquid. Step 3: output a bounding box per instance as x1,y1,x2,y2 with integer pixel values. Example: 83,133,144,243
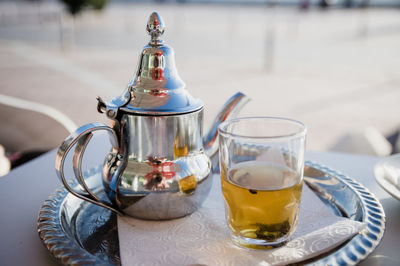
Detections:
221,161,303,249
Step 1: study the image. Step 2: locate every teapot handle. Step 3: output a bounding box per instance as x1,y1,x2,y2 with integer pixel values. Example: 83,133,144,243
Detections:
55,122,123,216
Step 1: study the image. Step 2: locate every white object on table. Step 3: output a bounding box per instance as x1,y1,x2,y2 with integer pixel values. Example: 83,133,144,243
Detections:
118,178,365,266
374,153,400,200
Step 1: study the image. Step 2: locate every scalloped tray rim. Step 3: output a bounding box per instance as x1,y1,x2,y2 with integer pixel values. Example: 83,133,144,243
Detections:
37,161,386,266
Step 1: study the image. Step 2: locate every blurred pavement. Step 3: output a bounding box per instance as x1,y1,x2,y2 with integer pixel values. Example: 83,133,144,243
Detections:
0,2,400,155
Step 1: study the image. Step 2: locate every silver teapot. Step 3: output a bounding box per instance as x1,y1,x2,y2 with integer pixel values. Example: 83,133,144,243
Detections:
55,12,249,220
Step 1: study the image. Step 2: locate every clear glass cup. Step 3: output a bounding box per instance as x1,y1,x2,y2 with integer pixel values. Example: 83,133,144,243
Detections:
218,117,307,249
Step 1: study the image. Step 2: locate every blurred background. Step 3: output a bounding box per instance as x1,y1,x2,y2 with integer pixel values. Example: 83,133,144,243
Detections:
0,0,399,175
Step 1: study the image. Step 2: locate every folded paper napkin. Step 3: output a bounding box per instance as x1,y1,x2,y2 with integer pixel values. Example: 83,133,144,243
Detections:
118,176,366,266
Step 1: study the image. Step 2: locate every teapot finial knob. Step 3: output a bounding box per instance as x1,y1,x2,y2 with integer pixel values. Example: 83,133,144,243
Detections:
146,11,165,45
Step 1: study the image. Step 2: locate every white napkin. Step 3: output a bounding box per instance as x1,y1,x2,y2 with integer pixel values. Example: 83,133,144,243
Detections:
118,176,366,266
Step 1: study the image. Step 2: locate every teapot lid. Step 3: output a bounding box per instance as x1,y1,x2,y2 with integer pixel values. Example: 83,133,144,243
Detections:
105,12,203,116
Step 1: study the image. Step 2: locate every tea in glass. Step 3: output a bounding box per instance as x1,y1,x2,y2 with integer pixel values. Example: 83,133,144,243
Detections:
218,117,306,249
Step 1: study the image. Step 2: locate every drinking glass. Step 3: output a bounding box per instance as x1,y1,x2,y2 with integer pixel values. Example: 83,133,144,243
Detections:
218,117,307,249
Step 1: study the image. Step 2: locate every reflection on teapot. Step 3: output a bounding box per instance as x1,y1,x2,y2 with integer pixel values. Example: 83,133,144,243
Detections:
55,12,249,220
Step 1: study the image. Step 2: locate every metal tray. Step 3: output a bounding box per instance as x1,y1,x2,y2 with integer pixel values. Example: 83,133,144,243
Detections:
37,161,385,265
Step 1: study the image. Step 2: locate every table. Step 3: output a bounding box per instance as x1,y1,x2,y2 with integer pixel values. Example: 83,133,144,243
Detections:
0,142,399,265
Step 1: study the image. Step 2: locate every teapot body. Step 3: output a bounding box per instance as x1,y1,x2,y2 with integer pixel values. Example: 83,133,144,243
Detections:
102,109,212,219
55,12,249,220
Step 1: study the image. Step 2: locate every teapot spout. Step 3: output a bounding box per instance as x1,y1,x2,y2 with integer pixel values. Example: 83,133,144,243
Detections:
203,92,250,173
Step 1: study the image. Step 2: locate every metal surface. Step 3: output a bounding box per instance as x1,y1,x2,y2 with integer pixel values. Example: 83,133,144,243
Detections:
55,92,248,220
38,167,120,265
146,11,165,46
101,11,203,116
54,122,123,215
104,110,213,219
54,11,250,220
204,92,250,172
54,110,214,220
38,162,385,266
303,161,385,265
